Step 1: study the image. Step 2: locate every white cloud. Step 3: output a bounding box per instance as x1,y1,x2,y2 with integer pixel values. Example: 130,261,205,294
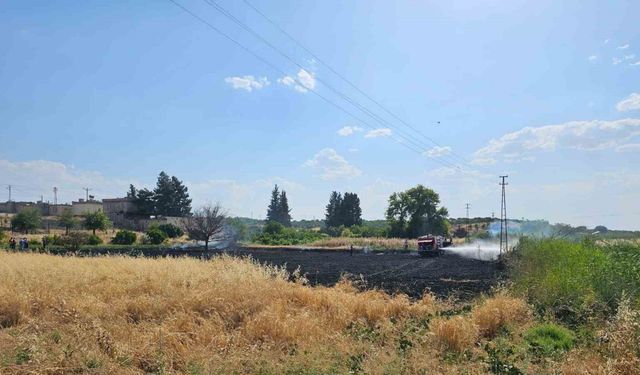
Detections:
604,39,610,44
337,126,363,136
617,44,630,49
624,54,636,60
0,160,132,203
616,143,640,152
303,148,361,180
278,69,316,93
588,55,598,61
472,119,640,164
631,61,640,66
616,93,640,112
364,128,392,138
424,146,452,158
224,75,270,92
613,57,623,65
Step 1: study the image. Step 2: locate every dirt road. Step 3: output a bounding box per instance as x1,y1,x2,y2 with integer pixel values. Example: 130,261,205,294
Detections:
226,248,501,300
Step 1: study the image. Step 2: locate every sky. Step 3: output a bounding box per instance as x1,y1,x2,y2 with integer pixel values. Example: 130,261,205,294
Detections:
1,0,639,229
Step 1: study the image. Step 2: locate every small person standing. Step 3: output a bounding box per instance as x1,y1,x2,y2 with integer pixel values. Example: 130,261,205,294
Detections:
350,244,354,256
19,238,25,251
403,239,409,252
9,237,16,250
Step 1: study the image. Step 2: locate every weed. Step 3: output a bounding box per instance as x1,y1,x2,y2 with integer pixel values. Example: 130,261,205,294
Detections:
524,323,574,356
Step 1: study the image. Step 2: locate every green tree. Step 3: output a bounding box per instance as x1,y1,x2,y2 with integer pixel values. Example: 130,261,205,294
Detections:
385,185,449,238
58,208,77,235
266,185,280,223
278,191,292,227
84,210,111,235
11,208,42,234
134,188,156,216
324,191,343,228
170,176,192,216
341,192,362,227
153,172,192,217
154,171,173,216
127,184,137,198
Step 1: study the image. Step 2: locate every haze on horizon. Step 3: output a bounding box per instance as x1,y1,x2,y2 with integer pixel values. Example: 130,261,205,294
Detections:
1,0,639,230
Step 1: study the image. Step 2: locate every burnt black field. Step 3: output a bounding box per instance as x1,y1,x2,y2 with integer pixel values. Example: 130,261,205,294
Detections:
224,248,501,299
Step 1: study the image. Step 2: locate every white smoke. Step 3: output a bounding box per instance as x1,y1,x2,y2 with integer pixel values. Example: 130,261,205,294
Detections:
447,240,504,261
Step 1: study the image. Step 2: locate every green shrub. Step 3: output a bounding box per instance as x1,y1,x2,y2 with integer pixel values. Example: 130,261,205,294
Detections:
156,223,184,238
524,323,574,355
87,234,103,245
53,232,91,251
112,230,137,245
253,222,324,246
145,228,167,245
508,238,640,324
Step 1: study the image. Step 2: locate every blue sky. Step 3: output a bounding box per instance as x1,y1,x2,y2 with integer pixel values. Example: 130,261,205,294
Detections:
1,0,639,229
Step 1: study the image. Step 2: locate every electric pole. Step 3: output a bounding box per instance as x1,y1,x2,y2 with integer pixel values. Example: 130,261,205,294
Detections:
53,187,58,205
6,185,11,202
499,175,509,255
83,187,91,201
465,203,470,221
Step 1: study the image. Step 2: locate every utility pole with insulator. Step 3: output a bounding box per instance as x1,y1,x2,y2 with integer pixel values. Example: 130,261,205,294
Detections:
6,185,11,202
499,175,509,255
83,187,91,201
53,187,58,205
465,203,470,221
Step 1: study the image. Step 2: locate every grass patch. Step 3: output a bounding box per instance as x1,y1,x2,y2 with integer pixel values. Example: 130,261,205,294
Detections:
524,323,574,355
508,238,640,325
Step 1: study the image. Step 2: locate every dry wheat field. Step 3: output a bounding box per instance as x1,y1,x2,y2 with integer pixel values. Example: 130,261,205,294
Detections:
0,251,637,374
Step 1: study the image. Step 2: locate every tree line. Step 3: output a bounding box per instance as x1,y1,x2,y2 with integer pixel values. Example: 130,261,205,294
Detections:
128,171,192,217
259,184,449,238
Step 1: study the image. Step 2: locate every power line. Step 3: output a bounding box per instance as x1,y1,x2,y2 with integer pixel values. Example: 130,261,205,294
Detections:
167,0,465,171
240,0,475,168
201,0,462,169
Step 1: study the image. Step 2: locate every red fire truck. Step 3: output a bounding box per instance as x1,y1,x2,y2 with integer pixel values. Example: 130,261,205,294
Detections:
417,235,452,257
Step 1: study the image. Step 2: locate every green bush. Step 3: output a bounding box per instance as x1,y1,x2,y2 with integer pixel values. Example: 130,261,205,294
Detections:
509,238,640,325
53,232,91,251
112,230,137,245
145,228,168,245
156,223,184,238
253,222,325,246
87,234,103,245
524,323,574,355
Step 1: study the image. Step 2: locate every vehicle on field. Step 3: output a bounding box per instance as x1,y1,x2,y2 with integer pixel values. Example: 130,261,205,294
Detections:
417,235,452,257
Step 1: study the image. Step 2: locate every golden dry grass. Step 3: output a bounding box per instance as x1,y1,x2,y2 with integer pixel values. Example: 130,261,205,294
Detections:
0,251,636,374
0,251,443,374
472,293,532,338
307,237,418,250
432,315,479,353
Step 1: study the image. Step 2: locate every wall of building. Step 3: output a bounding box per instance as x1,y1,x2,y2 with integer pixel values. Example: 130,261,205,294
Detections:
71,201,103,216
102,198,136,215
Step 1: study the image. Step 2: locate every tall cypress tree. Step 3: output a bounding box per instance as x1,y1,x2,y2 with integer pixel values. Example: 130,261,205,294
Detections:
266,185,280,223
278,191,292,227
341,192,362,227
324,191,343,228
